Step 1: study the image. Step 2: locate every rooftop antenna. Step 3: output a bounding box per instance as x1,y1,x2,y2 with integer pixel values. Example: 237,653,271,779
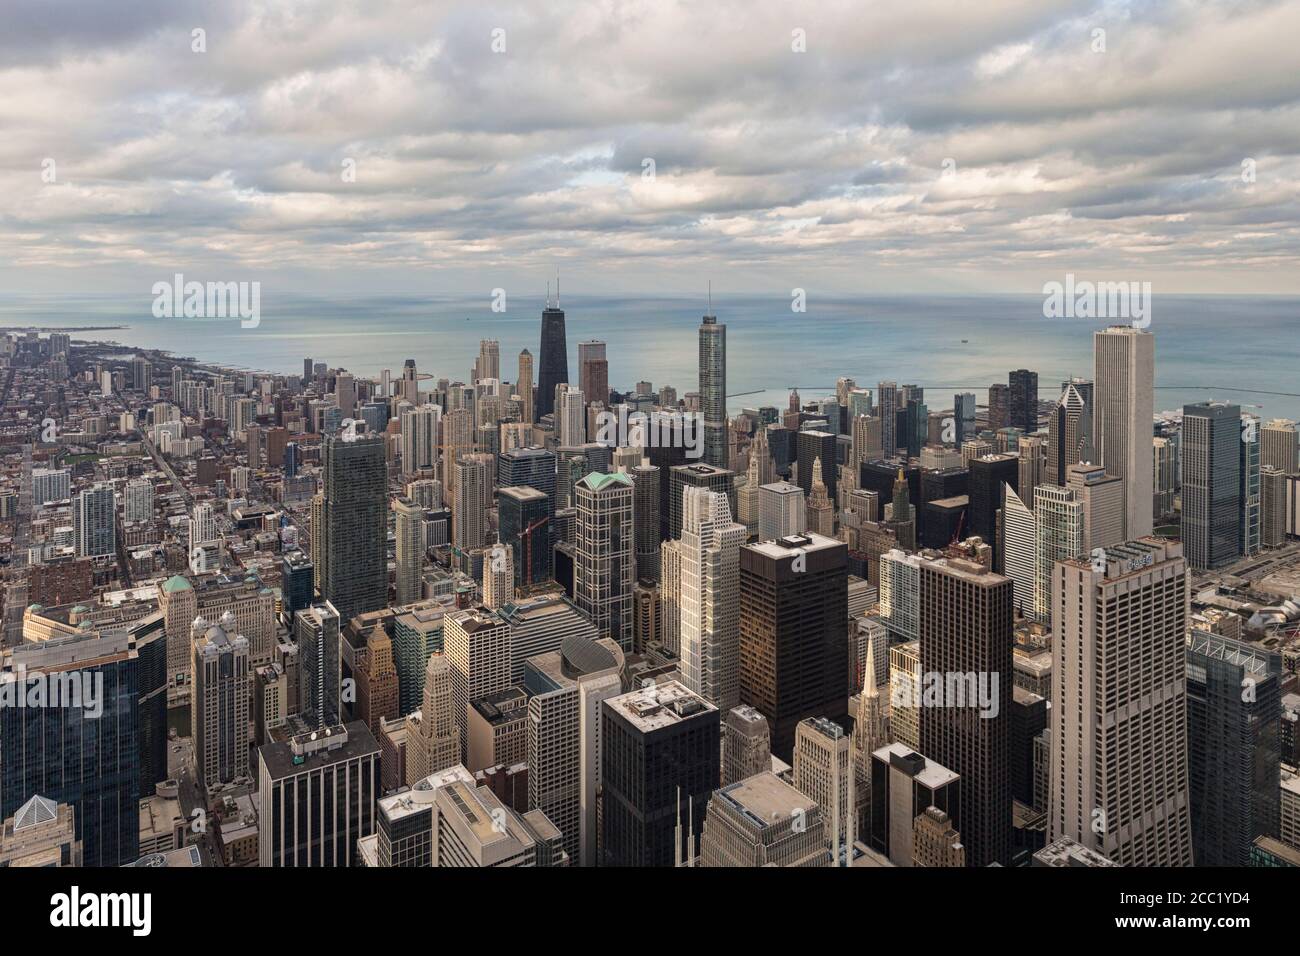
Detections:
556,272,560,308
546,281,551,308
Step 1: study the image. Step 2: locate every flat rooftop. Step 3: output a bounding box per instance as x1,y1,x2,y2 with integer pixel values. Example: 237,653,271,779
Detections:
605,679,717,732
718,772,815,826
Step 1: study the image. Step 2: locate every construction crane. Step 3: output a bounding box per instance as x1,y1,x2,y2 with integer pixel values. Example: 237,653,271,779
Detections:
519,515,550,586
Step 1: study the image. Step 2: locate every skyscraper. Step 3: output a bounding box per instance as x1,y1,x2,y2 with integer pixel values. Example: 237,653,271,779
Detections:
739,532,848,762
1032,483,1084,622
1047,382,1093,485
1009,368,1039,434
393,497,425,607
321,432,388,621
444,607,512,762
405,653,460,782
498,485,552,587
574,471,636,650
699,311,727,468
578,340,608,407
1186,630,1281,866
1182,401,1242,570
517,349,534,424
699,772,829,867
73,483,115,558
877,382,898,455
917,556,1012,868
757,481,805,541
453,454,491,552
601,680,720,867
631,464,662,582
537,295,568,421
295,602,341,730
1261,419,1298,473
722,704,772,786
191,614,252,793
1240,411,1261,558
483,542,514,609
1093,327,1154,539
678,486,746,711
1049,539,1193,866
793,717,855,864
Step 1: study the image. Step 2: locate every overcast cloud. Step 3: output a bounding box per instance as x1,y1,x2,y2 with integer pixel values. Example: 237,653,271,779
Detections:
2,0,1298,295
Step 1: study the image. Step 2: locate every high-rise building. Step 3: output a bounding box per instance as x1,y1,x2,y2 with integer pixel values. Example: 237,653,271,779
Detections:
1262,466,1289,548
498,485,551,588
444,608,512,763
400,404,440,475
739,532,848,762
722,704,771,786
405,653,460,783
954,393,976,446
968,453,1017,556
1262,419,1298,473
793,716,855,863
918,556,1013,868
668,463,736,541
537,296,568,421
987,383,1010,432
574,472,636,651
631,464,662,582
699,311,727,468
1187,630,1281,867
559,386,585,446
123,477,154,523
453,454,491,552
523,637,623,864
1065,462,1126,553
678,486,746,710
1049,539,1193,866
806,457,835,536
191,614,252,793
913,806,966,867
757,481,806,542
321,433,388,621
1241,411,1262,557
1032,483,1084,622
699,772,830,867
850,635,888,834
877,382,898,455
498,446,556,515
2,631,141,867
257,721,380,867
482,542,514,609
517,349,534,424
1093,327,1154,539
295,602,341,730
578,340,608,407
1009,369,1039,434
869,743,960,866
393,497,425,607
601,680,720,867
73,483,115,558
1047,381,1094,487
1001,487,1036,616
1182,401,1242,570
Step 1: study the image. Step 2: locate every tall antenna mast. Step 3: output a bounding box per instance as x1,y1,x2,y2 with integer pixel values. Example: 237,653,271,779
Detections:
556,271,561,308
546,281,551,308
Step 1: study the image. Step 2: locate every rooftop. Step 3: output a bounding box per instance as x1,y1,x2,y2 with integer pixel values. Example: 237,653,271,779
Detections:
605,679,717,732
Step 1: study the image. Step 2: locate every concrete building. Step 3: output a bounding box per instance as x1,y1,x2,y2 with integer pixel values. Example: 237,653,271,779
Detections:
699,772,830,867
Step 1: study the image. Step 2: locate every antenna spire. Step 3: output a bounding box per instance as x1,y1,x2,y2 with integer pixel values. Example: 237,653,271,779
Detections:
556,271,560,308
546,281,551,308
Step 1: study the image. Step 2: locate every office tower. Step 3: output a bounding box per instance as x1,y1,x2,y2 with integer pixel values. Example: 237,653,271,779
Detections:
280,550,314,622
578,340,607,406
722,705,771,786
1009,369,1038,434
1049,539,1193,866
679,486,746,711
537,295,568,421
1032,484,1084,622
1002,487,1036,616
1241,411,1261,557
284,440,299,477
466,687,528,772
757,481,806,541
123,477,154,523
444,608,512,762
321,432,387,621
1262,419,1298,473
1262,466,1289,548
494,488,547,591
879,548,920,642
887,641,921,750
524,638,623,864
126,614,169,801
913,806,965,867
806,458,835,535
601,680,721,867
796,430,837,502
453,455,491,552
441,407,474,506
902,395,928,457
189,502,217,555
737,440,762,535
660,538,683,655
793,717,855,863
1093,327,1154,538
918,557,1013,868
0,796,82,867
498,445,556,513
1153,435,1178,519
699,310,727,469
435,779,550,866
257,721,380,867
517,349,534,424
482,542,514,609
191,614,252,792
474,338,499,383
631,464,662,582
699,772,830,867
968,453,1017,557
1187,630,1281,866
851,415,883,471
1064,462,1125,553
869,743,960,866
987,383,1010,432
1047,382,1093,486
406,653,460,783
1182,401,1242,570
877,382,898,454
393,497,425,607
2,632,140,867
667,464,736,543
1032,836,1120,867
889,466,916,550
73,483,115,557
400,403,439,475
295,602,341,730
1017,435,1045,507
953,392,976,446
575,472,636,651
739,532,848,762
555,385,582,446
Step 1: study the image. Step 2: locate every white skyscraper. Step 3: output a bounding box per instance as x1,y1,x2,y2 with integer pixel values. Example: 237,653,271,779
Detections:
444,608,512,763
678,486,747,711
73,484,116,558
482,542,514,610
559,387,585,447
401,404,440,475
1093,327,1154,539
1032,484,1084,622
1001,486,1036,616
757,481,806,542
1048,538,1193,866
393,497,425,607
190,502,218,551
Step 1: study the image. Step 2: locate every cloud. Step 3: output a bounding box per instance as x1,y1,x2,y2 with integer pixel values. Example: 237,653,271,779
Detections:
1,0,1298,294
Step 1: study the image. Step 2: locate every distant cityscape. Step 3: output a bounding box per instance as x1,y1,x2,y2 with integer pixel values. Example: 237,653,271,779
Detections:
2,300,1298,871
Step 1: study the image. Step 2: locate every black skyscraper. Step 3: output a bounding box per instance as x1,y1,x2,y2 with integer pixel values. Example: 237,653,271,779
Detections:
1009,369,1039,434
537,298,569,421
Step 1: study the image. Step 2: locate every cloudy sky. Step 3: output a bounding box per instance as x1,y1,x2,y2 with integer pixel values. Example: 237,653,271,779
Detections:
3,0,1299,296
